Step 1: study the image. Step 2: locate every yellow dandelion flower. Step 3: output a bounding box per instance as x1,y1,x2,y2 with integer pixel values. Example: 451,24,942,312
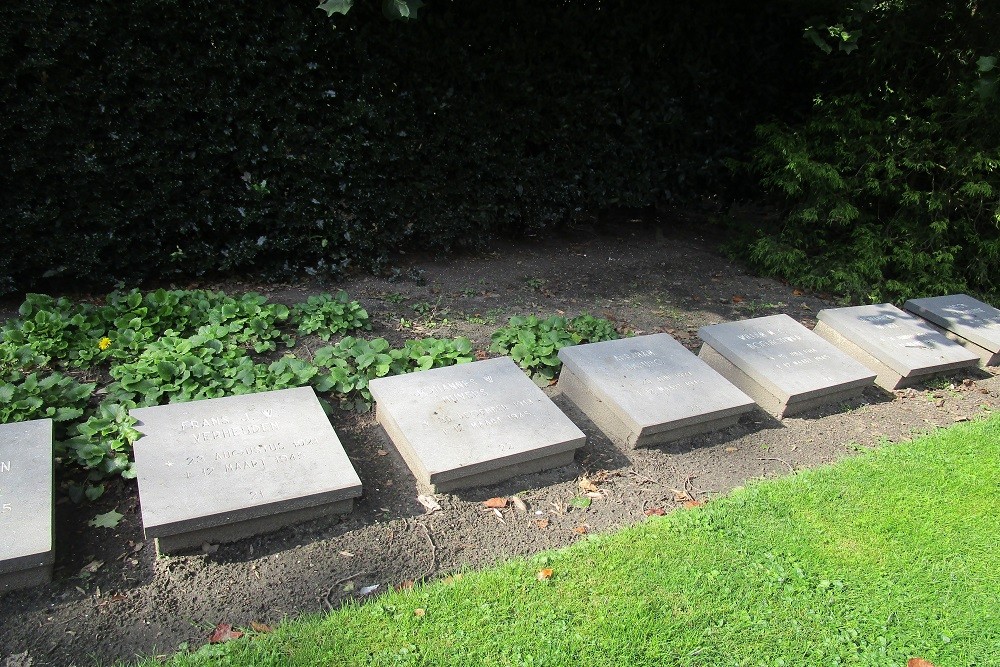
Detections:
98,337,112,351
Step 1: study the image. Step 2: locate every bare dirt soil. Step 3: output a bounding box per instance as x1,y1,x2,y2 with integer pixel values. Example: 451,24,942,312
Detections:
2,218,998,667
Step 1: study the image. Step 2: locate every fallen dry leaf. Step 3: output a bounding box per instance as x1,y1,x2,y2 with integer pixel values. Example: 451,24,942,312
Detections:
208,623,243,644
589,470,611,484
683,500,703,509
510,495,528,512
413,608,426,617
492,507,506,523
644,507,666,516
584,491,604,500
907,659,936,667
442,574,463,585
536,568,554,580
249,621,273,633
573,525,588,535
731,295,744,303
395,580,415,592
535,518,550,529
475,349,489,360
376,449,388,457
416,495,442,514
671,489,692,502
725,446,738,453
793,289,803,296
79,560,103,576
484,497,508,509
578,477,599,493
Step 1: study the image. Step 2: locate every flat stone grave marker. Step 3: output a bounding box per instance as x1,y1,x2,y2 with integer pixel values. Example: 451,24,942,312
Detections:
815,303,980,389
903,294,1000,366
698,314,876,418
368,357,586,493
0,419,54,593
556,334,755,448
132,386,362,554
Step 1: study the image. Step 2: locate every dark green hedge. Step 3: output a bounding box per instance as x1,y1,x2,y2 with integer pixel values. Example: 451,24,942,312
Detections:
737,0,1000,302
1,1,807,296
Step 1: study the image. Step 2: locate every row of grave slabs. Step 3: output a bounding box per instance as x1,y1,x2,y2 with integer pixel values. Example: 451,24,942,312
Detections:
3,294,1000,592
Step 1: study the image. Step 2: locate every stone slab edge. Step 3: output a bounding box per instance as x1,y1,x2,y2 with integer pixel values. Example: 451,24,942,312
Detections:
155,498,354,555
698,344,869,418
557,342,755,436
815,307,979,379
376,401,584,486
558,366,749,447
912,320,1000,367
904,296,1000,354
0,419,54,579
697,318,874,405
0,564,52,594
814,321,911,390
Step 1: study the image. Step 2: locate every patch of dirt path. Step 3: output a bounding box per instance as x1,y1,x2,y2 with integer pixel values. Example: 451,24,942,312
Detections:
2,221,998,666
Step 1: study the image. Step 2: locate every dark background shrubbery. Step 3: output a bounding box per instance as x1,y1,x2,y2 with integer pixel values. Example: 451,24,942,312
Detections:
0,1,806,295
2,1,997,302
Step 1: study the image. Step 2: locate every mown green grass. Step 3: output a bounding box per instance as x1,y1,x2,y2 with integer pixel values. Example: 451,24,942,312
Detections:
152,414,1000,667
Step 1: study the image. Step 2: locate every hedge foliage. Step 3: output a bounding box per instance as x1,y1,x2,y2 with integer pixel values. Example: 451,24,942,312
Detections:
738,0,1000,302
1,1,805,296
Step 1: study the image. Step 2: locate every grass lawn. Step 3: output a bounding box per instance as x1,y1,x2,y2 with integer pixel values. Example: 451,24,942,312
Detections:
152,414,1000,667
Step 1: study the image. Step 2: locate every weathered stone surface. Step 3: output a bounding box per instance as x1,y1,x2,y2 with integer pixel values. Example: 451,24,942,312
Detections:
0,419,54,593
368,357,585,493
698,314,875,417
557,334,755,447
816,304,980,389
904,294,1000,366
131,387,361,554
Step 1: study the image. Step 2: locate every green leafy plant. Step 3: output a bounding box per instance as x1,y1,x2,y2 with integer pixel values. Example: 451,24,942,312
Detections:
312,335,474,411
1,294,106,367
62,401,141,499
490,314,619,382
291,291,370,340
313,337,397,412
106,327,264,407
0,371,94,427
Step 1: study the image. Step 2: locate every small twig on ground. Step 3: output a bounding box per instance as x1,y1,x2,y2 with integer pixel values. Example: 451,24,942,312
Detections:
415,520,438,581
759,457,795,473
320,570,368,611
683,474,699,500
628,470,664,487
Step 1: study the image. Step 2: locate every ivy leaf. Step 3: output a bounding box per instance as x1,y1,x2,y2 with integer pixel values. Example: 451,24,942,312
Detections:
89,509,123,528
383,0,424,20
317,0,354,17
977,55,997,73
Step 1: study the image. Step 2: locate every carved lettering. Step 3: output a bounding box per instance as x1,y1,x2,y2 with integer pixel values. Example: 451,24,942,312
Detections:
612,350,656,363
0,461,9,473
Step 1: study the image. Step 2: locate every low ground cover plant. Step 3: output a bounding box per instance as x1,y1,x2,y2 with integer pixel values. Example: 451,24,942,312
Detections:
313,335,475,411
490,314,620,382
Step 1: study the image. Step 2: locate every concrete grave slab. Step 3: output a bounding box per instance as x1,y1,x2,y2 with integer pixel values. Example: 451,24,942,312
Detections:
904,294,1000,366
698,314,876,418
368,357,585,493
0,419,54,594
816,304,980,389
131,387,362,554
556,334,755,447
